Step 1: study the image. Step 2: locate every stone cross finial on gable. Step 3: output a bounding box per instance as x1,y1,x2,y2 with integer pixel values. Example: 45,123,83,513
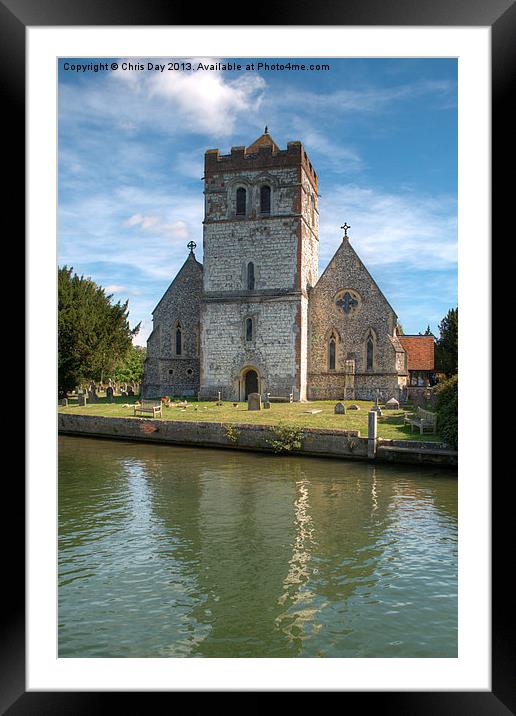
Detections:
264,125,268,134
187,241,197,254
341,222,351,239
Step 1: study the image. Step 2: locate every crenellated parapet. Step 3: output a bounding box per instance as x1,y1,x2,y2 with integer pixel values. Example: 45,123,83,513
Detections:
204,137,318,192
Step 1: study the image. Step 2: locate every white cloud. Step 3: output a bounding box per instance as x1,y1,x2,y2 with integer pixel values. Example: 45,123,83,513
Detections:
318,184,457,271
126,214,160,230
110,57,266,137
291,121,363,173
282,79,455,116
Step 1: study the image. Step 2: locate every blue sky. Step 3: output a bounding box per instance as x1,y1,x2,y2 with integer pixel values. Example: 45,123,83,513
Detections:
58,57,457,345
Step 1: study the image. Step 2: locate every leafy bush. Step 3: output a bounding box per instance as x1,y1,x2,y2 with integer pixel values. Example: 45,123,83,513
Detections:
268,423,304,453
224,424,240,444
436,375,458,449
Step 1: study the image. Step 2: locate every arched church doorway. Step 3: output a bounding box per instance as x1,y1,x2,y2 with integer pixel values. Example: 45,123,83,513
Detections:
243,369,259,400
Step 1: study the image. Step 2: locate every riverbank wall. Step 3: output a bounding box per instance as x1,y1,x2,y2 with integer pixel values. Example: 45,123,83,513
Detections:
58,414,457,468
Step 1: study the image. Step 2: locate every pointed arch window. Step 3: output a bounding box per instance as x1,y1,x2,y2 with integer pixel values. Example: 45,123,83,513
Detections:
245,317,254,342
329,335,336,370
247,261,255,290
175,323,182,356
236,187,247,216
366,334,374,371
260,185,271,214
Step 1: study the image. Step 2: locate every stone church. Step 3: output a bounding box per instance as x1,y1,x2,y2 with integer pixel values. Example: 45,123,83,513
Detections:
142,129,410,402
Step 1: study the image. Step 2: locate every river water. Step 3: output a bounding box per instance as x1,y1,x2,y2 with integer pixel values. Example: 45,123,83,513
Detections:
58,435,457,658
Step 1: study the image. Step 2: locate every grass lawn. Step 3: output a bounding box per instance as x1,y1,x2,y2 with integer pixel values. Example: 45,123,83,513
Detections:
58,395,441,442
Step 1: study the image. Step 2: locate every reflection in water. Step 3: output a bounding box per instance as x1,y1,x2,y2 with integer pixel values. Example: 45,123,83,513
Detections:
276,480,319,643
59,436,457,658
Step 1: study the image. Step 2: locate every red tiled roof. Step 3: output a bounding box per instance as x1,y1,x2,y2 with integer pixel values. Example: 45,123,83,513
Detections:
399,335,435,371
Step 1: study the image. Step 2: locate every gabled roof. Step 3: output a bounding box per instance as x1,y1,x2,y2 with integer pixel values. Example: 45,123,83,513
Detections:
152,250,202,315
246,128,279,154
399,335,435,371
314,236,399,319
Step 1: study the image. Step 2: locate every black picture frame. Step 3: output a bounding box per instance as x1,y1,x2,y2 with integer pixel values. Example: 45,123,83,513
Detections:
6,0,508,710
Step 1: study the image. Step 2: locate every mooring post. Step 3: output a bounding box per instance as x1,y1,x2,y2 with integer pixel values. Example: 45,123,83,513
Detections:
368,410,378,459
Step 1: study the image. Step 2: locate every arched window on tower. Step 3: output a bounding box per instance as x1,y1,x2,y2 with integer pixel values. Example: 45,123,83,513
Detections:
328,332,337,371
247,262,255,290
236,187,246,216
175,324,182,356
366,334,374,371
260,185,271,214
245,317,254,342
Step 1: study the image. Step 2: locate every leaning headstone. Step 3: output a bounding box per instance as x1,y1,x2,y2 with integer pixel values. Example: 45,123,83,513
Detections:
384,397,400,410
334,402,346,415
78,394,87,406
348,404,360,411
106,385,114,403
248,392,261,410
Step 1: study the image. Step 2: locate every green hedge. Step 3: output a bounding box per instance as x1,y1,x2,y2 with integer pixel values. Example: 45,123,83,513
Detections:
436,375,458,449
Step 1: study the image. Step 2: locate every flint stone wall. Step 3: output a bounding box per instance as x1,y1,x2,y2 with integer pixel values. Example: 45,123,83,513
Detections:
143,253,203,398
308,238,408,400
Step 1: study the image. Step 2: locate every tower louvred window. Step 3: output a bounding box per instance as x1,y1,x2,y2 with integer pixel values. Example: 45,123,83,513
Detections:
236,187,246,215
260,185,271,214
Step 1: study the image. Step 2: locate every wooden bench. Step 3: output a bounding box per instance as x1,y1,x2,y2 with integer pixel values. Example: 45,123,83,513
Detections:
268,393,294,403
134,400,162,418
404,406,437,434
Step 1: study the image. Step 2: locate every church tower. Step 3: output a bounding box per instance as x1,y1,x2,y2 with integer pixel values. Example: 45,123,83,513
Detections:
199,129,319,401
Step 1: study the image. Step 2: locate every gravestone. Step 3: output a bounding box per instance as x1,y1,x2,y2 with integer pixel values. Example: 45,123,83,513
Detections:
384,397,400,410
248,392,261,410
263,401,271,409
334,402,346,415
78,394,87,406
127,386,134,396
106,386,114,403
59,398,68,407
88,384,98,402
348,404,360,411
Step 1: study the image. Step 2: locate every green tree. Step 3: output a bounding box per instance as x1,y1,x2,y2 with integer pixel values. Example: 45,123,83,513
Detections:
418,325,433,336
58,266,140,394
436,375,458,449
435,307,458,377
113,345,147,383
